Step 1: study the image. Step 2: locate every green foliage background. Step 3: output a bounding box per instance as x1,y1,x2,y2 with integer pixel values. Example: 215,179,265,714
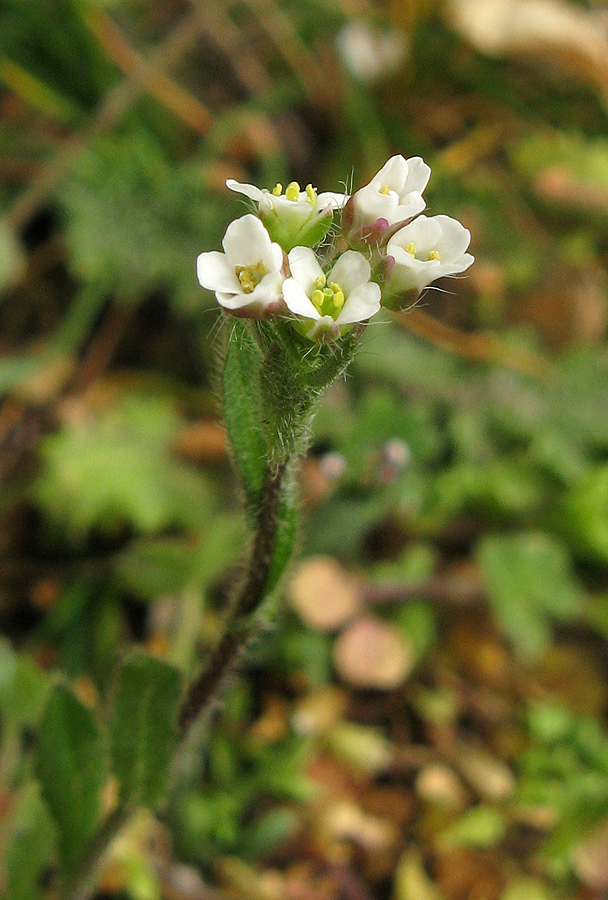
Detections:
2,0,608,898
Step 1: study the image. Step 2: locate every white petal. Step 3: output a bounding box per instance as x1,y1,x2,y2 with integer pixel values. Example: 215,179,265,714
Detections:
388,216,443,256
222,215,274,268
388,191,426,225
435,252,475,280
329,250,371,294
317,191,349,209
336,282,381,325
403,157,431,194
287,247,323,294
225,179,264,202
283,278,321,319
197,250,240,293
369,155,409,193
434,215,472,260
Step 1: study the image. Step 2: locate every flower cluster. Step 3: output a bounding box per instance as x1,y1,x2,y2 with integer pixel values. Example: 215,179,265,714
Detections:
197,155,474,341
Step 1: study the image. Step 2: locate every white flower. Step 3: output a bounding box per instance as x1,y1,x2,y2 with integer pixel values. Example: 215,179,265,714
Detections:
196,214,285,315
349,154,431,231
226,179,348,250
386,214,474,295
283,248,381,340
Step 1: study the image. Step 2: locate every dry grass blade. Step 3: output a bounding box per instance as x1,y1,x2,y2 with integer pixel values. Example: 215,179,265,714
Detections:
85,8,214,135
4,8,204,233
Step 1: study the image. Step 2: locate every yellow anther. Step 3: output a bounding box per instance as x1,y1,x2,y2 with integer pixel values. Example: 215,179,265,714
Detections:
272,183,283,196
379,184,392,195
311,289,325,310
332,290,345,312
305,183,317,204
285,181,301,202
314,274,327,289
405,243,417,256
235,260,268,294
330,282,341,293
427,249,440,261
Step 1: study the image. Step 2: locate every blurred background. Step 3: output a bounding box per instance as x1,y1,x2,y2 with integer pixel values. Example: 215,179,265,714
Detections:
2,0,608,898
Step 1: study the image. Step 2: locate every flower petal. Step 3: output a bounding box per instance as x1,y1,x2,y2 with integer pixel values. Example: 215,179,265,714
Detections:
336,282,381,325
434,215,472,260
225,179,264,202
403,157,431,194
369,155,409,193
283,277,321,320
222,214,274,268
197,250,240,293
329,250,371,294
287,247,324,294
317,191,349,209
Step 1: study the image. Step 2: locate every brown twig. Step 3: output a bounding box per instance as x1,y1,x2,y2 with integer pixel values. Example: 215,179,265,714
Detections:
363,576,485,608
395,308,552,380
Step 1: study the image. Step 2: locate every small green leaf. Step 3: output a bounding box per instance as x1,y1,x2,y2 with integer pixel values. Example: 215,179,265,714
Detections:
476,532,584,661
5,782,56,900
223,320,267,507
34,684,106,876
110,652,181,808
438,805,507,850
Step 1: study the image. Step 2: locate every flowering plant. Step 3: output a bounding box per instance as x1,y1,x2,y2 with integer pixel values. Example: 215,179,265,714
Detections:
192,157,473,749
198,154,473,336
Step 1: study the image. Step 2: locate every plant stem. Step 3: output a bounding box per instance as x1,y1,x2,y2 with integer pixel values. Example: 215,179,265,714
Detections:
179,458,288,734
65,459,289,900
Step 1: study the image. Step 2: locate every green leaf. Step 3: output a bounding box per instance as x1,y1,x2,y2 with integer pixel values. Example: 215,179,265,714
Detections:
110,652,181,808
265,491,297,594
222,320,267,508
4,782,56,900
476,532,584,661
34,684,106,876
33,395,212,537
438,805,507,850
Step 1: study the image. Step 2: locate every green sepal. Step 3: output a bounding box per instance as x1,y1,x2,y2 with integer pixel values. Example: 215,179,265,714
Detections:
34,684,106,877
260,209,334,252
110,651,182,808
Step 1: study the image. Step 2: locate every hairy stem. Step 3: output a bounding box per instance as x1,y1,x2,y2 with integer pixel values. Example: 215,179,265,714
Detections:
64,459,289,900
178,459,288,734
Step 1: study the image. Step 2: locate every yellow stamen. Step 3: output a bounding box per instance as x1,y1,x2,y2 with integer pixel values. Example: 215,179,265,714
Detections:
330,282,341,292
332,290,345,312
285,181,301,202
311,289,325,312
235,260,268,294
427,249,440,261
314,274,326,289
272,183,283,196
379,184,392,195
405,243,416,256
305,183,316,204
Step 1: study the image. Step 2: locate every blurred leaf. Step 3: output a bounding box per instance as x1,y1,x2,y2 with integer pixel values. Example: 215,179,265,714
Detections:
34,684,106,876
4,782,56,900
0,640,49,728
33,396,212,536
115,513,244,600
0,221,26,292
110,652,181,808
438,805,507,849
61,129,227,309
477,532,584,660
